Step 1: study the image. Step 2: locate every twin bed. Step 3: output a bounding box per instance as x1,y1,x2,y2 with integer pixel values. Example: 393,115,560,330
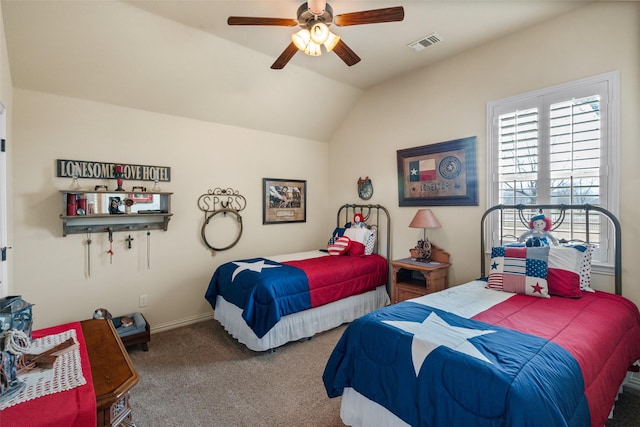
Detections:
323,204,640,427
205,203,640,426
205,203,391,352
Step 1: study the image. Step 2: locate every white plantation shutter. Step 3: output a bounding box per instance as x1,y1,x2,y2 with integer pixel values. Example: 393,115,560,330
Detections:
488,72,619,267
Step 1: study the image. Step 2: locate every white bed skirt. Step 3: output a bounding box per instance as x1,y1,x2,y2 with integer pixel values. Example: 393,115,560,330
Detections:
341,387,409,427
214,285,390,352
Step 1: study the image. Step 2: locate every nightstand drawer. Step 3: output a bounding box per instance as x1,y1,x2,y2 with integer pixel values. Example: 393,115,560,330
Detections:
396,282,430,301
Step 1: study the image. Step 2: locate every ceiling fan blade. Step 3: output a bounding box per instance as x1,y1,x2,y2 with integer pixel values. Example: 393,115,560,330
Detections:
227,17,298,26
333,6,404,26
332,39,361,67
271,42,299,70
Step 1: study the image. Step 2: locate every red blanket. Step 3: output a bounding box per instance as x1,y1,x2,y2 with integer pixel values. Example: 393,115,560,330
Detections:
474,291,640,427
285,253,388,307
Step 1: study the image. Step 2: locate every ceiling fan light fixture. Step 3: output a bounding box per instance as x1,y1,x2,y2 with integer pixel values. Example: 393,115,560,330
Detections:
292,29,311,51
292,28,323,56
305,41,322,56
324,32,340,52
310,22,330,44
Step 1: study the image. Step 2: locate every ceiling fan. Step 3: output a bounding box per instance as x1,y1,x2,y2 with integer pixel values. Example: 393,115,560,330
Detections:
227,0,404,69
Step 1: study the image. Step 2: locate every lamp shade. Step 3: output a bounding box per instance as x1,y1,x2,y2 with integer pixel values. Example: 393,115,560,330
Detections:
409,209,441,229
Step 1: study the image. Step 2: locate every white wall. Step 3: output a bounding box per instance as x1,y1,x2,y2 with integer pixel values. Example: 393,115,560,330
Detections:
12,90,331,329
0,3,13,297
329,2,640,307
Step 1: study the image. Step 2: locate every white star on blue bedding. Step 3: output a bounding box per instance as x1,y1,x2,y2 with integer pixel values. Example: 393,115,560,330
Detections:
323,301,589,427
383,312,496,375
231,260,280,281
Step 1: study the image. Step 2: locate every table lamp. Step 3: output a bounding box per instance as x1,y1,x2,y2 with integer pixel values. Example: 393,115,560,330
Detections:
409,209,441,262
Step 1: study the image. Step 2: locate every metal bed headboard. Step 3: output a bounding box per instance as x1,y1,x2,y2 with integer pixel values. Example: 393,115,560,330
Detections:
481,204,621,295
337,204,391,261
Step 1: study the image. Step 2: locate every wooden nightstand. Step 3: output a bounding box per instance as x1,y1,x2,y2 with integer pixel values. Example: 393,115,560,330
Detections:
391,244,451,303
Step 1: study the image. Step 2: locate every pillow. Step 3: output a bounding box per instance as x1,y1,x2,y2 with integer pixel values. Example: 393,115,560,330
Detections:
562,243,595,292
327,236,351,256
546,246,583,298
364,228,377,255
327,227,346,245
487,246,550,298
344,227,374,256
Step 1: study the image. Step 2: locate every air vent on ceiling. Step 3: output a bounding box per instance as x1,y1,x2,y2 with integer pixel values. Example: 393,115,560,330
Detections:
407,33,443,52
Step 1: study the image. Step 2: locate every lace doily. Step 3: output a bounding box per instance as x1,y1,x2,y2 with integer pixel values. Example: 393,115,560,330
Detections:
0,329,86,410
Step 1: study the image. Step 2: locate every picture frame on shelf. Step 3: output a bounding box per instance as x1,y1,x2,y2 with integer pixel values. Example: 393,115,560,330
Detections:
397,136,478,207
262,178,307,224
131,193,153,203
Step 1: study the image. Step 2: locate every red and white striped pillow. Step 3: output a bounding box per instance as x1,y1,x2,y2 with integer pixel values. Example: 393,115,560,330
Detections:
328,236,351,256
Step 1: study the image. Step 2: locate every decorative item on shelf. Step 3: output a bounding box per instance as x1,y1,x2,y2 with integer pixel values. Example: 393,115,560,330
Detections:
94,185,108,192
68,174,80,191
151,179,161,192
114,164,125,191
108,197,123,214
132,186,146,192
409,209,441,262
77,196,87,216
123,198,134,214
66,193,77,217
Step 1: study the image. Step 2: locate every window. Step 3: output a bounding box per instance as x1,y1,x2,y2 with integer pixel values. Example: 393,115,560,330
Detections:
487,72,619,270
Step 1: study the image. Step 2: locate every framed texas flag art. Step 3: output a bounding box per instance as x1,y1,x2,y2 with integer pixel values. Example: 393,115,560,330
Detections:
397,136,478,206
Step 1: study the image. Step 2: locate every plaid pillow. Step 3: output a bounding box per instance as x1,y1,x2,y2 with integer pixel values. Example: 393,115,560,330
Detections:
487,246,550,298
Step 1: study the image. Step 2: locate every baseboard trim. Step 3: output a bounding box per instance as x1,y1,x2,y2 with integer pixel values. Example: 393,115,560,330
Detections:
149,312,214,334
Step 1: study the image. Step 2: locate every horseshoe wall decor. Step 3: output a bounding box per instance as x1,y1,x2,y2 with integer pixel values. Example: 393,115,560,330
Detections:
198,188,247,254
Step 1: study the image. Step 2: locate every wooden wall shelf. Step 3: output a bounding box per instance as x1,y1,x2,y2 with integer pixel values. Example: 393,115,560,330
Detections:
60,190,172,236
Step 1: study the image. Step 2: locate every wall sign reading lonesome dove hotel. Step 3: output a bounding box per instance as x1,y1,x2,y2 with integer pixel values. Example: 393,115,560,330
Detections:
57,159,171,182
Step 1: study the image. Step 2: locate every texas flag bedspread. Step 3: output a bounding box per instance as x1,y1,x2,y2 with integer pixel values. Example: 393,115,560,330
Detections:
323,283,640,427
205,254,387,338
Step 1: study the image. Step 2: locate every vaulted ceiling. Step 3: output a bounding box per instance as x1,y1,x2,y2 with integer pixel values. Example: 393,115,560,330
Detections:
2,1,591,141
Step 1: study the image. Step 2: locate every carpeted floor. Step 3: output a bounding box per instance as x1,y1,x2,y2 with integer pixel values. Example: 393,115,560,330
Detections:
127,320,640,426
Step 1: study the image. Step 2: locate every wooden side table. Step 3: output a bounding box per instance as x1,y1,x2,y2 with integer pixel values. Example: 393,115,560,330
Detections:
81,319,139,427
391,244,451,303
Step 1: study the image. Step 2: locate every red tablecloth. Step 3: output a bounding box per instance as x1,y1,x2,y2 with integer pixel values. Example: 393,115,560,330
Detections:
0,322,97,427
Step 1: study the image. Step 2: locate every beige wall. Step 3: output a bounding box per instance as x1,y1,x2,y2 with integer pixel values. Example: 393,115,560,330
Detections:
12,90,331,329
329,2,640,307
4,2,640,330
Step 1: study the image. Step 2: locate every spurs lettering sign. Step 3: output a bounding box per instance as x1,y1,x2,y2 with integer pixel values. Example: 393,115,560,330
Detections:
57,159,171,182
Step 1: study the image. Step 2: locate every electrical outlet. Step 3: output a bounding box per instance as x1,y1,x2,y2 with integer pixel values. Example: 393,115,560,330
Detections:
139,294,148,307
